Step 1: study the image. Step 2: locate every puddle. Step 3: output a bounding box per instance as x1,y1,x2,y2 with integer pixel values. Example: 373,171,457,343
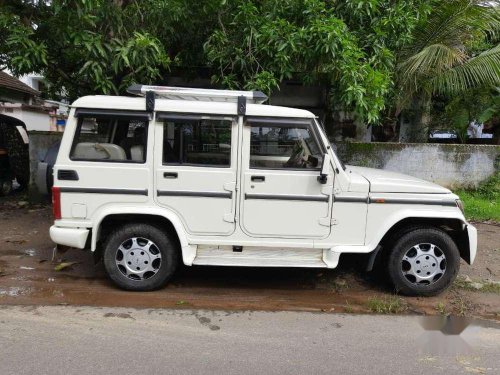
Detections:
24,249,37,257
0,287,32,297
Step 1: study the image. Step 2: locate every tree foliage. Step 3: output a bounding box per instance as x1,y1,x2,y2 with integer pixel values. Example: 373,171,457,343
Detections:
205,0,430,123
1,0,497,126
395,0,500,113
0,0,172,99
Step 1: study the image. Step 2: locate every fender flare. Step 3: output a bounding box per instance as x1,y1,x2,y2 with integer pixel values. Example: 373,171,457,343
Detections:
365,208,468,251
91,205,196,266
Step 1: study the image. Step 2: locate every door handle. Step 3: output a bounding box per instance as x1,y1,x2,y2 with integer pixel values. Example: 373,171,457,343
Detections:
163,172,178,179
251,175,265,182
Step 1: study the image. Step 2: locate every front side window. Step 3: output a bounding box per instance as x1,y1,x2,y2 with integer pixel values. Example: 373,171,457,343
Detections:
162,118,232,167
71,116,148,163
249,121,322,169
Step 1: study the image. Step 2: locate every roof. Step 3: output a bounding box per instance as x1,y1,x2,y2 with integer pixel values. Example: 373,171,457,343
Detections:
0,71,40,96
71,95,316,118
127,84,268,104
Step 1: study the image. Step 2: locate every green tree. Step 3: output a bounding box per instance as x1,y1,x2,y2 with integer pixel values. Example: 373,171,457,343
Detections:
393,0,500,117
1,0,434,125
205,0,430,124
0,0,172,100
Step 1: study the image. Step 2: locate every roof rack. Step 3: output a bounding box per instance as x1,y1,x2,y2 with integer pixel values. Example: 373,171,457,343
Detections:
127,84,268,115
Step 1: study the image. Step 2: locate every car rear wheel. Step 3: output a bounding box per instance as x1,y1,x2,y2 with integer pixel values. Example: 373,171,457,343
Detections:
387,227,460,296
103,223,179,291
0,178,12,196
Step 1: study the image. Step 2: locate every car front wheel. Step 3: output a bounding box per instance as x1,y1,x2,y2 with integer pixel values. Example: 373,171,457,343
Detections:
387,227,460,296
103,223,179,291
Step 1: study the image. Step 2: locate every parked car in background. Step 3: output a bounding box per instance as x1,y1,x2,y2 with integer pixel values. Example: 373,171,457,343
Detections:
0,117,30,195
428,129,459,143
49,85,477,296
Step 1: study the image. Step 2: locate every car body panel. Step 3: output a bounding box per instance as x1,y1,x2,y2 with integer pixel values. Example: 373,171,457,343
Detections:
50,92,477,270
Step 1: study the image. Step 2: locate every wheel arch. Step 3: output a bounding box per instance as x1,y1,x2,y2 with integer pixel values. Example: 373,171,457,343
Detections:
91,207,194,265
374,217,472,265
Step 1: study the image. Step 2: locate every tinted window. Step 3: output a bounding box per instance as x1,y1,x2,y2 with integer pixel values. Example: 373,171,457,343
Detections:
71,116,148,163
163,118,232,166
250,123,322,169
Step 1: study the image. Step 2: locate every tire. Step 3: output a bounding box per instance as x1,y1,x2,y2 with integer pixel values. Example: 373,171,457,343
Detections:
1,124,29,188
387,227,460,296
0,178,13,196
103,223,179,291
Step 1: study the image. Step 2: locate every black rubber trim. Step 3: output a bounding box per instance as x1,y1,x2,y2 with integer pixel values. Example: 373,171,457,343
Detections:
74,108,152,120
57,170,79,181
146,90,155,112
59,187,148,195
245,193,329,202
157,190,232,198
333,195,456,206
368,197,457,206
245,117,312,126
156,112,233,121
237,95,246,115
334,195,368,203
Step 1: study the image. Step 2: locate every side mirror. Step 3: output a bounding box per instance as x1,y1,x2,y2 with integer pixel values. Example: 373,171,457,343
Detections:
317,153,331,184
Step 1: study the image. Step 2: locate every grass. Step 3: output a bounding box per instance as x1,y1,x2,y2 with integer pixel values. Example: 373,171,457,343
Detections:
453,277,500,294
366,296,408,314
435,302,448,315
455,172,500,222
450,293,474,316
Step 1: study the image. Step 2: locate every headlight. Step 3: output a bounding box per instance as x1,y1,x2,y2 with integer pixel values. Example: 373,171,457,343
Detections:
456,199,465,215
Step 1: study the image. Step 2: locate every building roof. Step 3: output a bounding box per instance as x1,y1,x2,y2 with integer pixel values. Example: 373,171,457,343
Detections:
0,71,40,96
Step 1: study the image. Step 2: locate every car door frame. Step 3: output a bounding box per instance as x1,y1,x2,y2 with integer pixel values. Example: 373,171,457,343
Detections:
238,116,334,240
153,112,239,237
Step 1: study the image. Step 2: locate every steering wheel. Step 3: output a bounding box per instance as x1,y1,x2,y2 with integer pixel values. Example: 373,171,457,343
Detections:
285,144,312,168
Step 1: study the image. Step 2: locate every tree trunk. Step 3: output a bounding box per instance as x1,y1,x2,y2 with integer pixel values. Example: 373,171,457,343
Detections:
399,98,430,143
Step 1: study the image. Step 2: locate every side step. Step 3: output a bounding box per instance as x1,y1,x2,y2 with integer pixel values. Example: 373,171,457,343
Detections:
192,246,328,268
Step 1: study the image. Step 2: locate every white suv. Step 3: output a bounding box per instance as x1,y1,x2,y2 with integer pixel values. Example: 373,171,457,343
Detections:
50,85,477,296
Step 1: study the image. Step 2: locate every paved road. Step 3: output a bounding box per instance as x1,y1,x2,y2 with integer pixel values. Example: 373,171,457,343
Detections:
0,306,499,375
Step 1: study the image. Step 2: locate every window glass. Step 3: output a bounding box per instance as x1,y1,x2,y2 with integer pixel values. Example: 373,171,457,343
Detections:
71,116,147,163
163,118,232,166
250,123,322,169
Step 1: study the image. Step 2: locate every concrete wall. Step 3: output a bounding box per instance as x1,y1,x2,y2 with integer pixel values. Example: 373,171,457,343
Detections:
335,142,500,189
28,131,63,202
6,106,51,131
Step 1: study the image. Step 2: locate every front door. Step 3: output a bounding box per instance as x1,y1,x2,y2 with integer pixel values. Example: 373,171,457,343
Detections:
154,113,238,236
240,117,333,239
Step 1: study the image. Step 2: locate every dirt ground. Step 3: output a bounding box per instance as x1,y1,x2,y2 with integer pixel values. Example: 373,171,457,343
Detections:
1,195,499,320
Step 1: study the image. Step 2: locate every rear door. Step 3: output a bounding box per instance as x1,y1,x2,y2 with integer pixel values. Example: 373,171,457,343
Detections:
154,113,238,236
240,117,333,239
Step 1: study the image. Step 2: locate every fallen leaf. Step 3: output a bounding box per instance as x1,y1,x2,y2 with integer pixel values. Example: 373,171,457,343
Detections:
54,262,80,271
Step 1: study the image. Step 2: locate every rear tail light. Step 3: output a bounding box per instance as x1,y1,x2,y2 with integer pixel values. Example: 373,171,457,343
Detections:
52,186,61,220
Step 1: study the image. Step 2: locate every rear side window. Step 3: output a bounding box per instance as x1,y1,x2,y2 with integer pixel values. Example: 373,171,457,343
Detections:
162,118,232,167
70,116,148,163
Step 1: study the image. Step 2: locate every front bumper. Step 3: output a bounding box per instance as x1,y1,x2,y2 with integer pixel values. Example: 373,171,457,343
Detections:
50,225,89,249
466,223,478,264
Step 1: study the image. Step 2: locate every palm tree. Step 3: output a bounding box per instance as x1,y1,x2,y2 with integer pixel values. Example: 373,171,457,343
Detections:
392,0,500,137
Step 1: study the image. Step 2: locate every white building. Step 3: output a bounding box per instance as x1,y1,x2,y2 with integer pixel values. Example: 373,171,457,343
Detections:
0,71,67,132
